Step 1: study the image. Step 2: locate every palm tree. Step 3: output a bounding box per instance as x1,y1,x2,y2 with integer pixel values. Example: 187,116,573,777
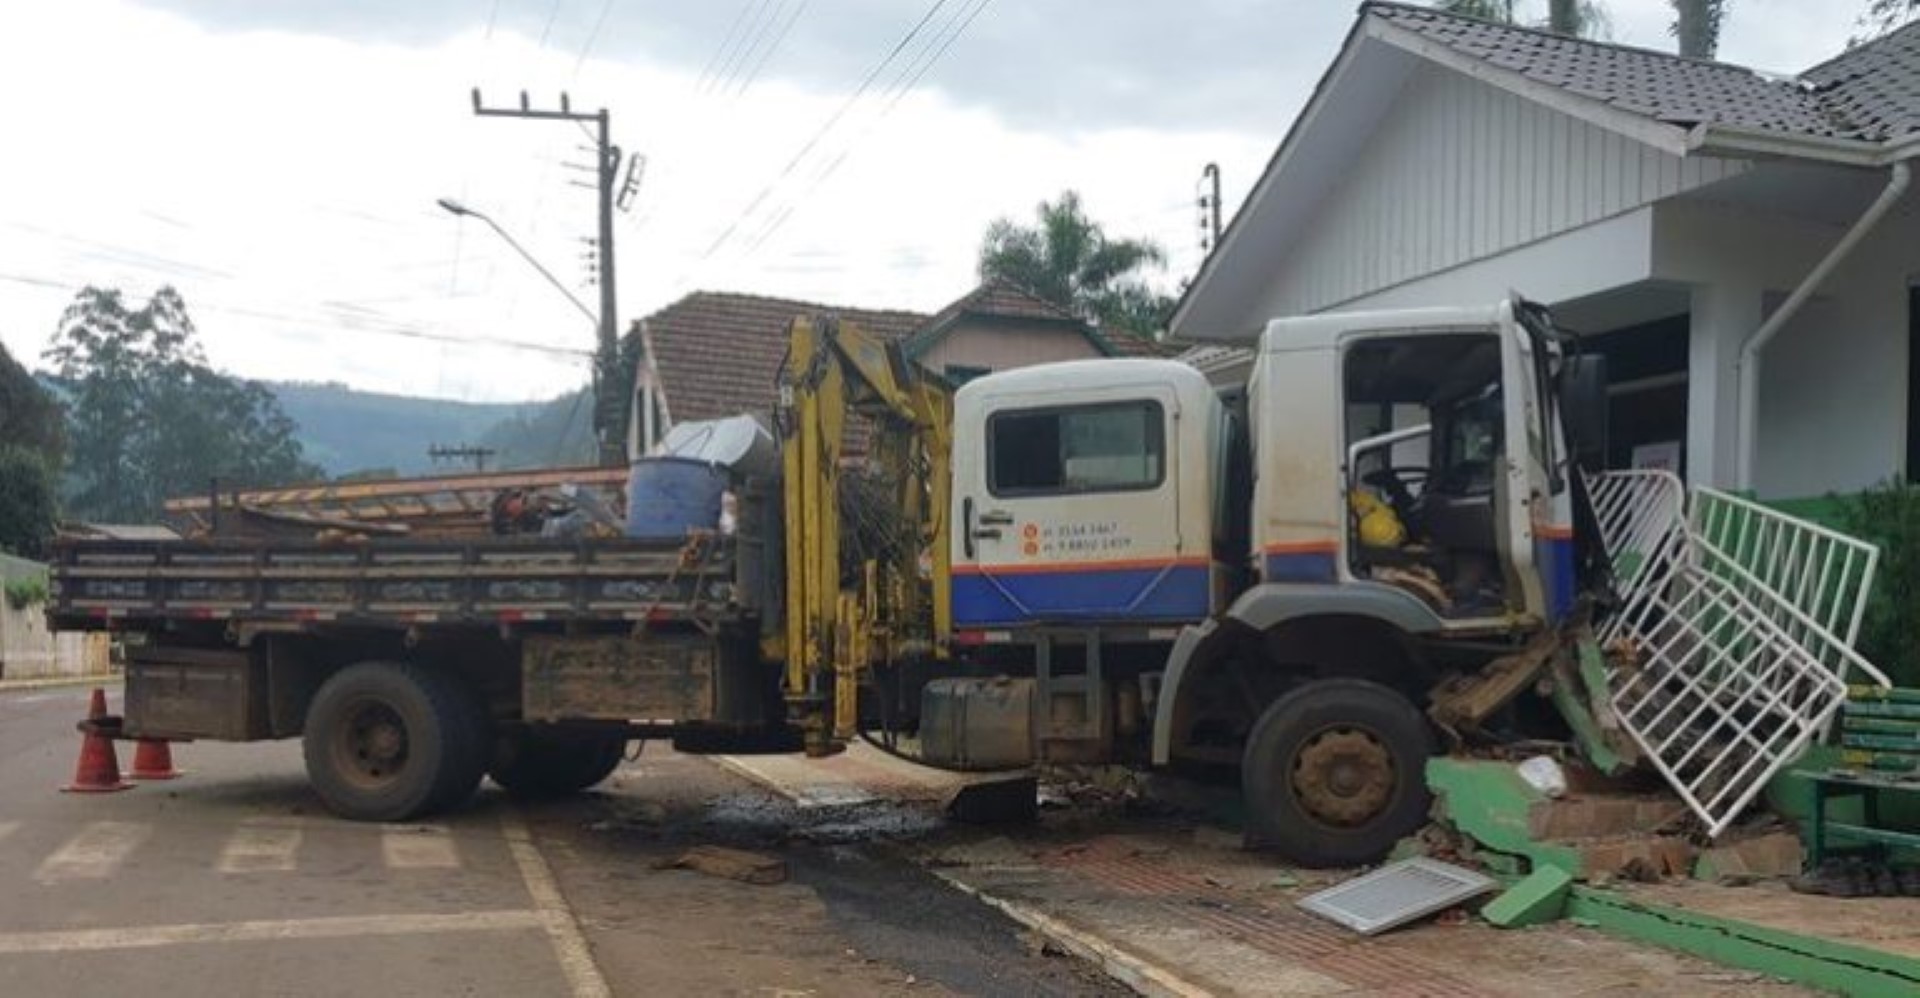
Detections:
1671,0,1728,57
1857,0,1920,43
978,191,1173,337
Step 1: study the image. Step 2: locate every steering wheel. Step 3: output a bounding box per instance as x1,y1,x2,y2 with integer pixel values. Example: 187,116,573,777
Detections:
1361,466,1429,517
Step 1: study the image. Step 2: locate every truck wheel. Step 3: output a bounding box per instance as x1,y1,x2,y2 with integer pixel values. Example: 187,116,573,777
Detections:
303,661,488,822
1240,678,1435,868
488,731,627,798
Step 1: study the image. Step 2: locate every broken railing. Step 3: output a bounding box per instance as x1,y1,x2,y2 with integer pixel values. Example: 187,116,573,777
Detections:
1585,470,1890,837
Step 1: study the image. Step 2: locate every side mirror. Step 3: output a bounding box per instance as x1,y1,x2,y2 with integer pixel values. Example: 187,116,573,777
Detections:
1557,355,1609,473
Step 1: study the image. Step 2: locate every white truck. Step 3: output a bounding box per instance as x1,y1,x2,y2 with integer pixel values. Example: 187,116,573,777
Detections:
56,297,1865,867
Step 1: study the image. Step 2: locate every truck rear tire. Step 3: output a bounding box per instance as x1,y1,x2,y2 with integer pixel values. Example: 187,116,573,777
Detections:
303,661,488,822
1240,678,1435,868
488,731,627,798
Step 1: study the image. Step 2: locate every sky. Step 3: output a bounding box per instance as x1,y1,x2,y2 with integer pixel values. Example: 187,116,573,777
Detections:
0,0,1872,403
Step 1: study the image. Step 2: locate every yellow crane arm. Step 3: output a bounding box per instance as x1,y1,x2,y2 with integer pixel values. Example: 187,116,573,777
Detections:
776,315,950,754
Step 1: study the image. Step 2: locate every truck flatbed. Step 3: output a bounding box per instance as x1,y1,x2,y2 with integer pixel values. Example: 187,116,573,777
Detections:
48,535,742,630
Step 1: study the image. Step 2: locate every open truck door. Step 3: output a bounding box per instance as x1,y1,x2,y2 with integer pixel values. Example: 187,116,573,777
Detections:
949,361,1216,627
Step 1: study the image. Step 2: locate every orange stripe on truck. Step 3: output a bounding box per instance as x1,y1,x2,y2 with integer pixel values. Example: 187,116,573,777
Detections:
951,556,1211,576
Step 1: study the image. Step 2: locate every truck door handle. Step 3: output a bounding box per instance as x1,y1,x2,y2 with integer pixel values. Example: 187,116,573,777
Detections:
962,497,976,559
978,510,1014,525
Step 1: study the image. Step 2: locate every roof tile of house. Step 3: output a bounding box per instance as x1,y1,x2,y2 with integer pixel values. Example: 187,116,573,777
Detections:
643,292,927,425
1367,2,1920,142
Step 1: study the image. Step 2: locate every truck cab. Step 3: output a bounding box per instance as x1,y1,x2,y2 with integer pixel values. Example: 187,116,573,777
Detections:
938,297,1588,865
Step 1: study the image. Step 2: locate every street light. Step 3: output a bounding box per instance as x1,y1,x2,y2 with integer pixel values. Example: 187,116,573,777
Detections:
436,198,597,326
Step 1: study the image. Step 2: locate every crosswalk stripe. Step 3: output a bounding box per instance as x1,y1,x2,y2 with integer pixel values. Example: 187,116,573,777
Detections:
34,821,150,884
381,825,460,869
216,821,303,874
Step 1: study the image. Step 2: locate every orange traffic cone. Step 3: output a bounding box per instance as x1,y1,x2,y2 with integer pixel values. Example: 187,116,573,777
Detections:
128,738,180,780
62,688,132,794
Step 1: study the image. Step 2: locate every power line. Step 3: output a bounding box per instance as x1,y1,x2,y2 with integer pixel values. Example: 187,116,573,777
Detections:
734,0,993,258
0,270,593,358
696,2,760,92
571,0,616,77
701,0,774,94
694,0,954,264
733,0,809,97
719,0,796,97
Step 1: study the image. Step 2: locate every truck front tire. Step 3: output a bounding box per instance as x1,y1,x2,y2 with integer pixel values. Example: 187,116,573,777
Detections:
1241,678,1435,868
303,661,488,822
488,730,627,798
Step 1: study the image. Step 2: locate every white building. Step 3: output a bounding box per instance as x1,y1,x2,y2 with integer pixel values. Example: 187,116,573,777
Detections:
1171,3,1920,502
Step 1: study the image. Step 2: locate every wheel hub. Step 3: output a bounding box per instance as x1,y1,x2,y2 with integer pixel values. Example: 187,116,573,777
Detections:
1290,727,1394,827
341,702,409,785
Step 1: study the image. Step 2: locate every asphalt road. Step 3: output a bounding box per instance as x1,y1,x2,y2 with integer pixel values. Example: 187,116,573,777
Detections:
0,685,1123,997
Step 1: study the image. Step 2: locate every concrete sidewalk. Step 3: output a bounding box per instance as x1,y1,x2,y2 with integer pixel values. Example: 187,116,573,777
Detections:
713,744,1806,997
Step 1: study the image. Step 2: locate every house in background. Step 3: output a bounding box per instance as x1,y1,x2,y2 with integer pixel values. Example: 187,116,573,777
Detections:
628,279,1159,456
1172,2,1920,502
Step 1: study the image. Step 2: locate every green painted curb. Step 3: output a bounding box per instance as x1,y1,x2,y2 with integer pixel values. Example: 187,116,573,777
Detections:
1566,886,1920,997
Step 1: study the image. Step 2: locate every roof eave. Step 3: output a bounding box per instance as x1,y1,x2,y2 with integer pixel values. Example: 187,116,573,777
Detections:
1685,122,1890,167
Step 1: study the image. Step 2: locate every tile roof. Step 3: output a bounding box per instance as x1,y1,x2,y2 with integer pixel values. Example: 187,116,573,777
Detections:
1366,2,1920,142
906,278,1172,359
1803,20,1920,142
642,291,927,425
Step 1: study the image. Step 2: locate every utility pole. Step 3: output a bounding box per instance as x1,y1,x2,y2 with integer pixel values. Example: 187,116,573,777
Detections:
472,88,625,467
1196,163,1223,255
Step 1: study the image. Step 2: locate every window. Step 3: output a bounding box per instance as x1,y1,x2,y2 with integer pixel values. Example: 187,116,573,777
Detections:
988,400,1164,496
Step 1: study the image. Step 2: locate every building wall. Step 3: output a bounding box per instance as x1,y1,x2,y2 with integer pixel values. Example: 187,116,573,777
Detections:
1653,198,1920,499
1253,63,1746,318
915,321,1102,376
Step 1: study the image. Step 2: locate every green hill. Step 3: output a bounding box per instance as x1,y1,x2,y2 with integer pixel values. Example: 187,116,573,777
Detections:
266,381,578,477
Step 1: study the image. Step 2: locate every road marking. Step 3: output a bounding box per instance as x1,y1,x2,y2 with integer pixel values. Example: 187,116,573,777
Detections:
0,910,543,955
381,824,460,869
501,808,611,998
34,821,150,884
217,821,303,874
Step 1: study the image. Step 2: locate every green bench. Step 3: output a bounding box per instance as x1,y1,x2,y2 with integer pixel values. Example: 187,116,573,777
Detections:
1800,685,1920,866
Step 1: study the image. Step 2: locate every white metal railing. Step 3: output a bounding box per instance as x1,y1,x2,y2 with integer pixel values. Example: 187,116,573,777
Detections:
1604,560,1849,836
1689,486,1883,685
1587,470,1689,628
1585,470,1891,837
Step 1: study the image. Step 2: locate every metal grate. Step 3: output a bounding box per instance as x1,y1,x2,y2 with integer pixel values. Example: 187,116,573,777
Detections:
1588,471,1892,837
1296,858,1496,936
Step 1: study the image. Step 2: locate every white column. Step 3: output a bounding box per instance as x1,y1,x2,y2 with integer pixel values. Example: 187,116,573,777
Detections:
1686,280,1760,490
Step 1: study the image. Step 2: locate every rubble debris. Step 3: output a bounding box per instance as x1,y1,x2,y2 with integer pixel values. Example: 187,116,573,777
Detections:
1297,857,1497,935
1693,831,1804,884
1482,865,1573,929
656,845,788,885
1790,858,1920,898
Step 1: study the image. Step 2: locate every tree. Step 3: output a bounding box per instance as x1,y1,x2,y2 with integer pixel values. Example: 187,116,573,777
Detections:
0,339,64,464
1857,0,1920,42
0,339,65,557
1671,0,1728,58
978,191,1175,338
44,286,323,523
0,446,57,559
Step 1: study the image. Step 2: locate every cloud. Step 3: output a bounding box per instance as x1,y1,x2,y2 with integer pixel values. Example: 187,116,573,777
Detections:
133,0,1354,131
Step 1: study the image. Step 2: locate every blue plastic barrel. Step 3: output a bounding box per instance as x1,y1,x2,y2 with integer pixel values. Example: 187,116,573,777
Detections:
626,457,728,539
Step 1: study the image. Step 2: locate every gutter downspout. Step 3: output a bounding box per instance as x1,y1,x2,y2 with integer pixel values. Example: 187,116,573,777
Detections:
1735,160,1911,492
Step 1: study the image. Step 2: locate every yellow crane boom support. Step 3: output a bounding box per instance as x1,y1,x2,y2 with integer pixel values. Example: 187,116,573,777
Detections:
776,315,951,754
